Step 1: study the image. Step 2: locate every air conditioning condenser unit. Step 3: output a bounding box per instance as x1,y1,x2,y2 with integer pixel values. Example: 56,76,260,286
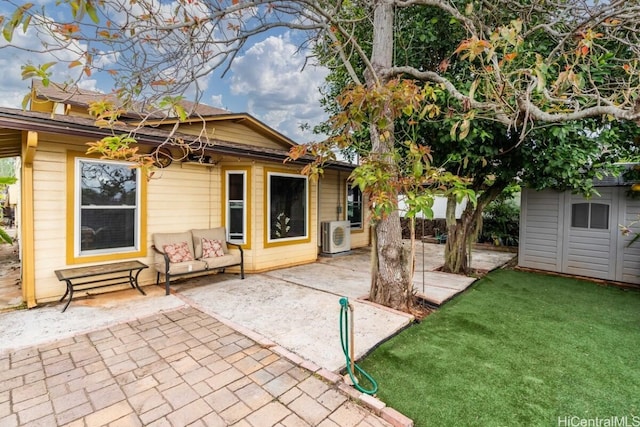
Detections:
321,221,351,254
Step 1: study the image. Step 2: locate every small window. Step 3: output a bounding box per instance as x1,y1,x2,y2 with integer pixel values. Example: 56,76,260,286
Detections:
571,202,609,230
347,185,363,229
571,203,589,228
226,171,246,244
590,203,609,229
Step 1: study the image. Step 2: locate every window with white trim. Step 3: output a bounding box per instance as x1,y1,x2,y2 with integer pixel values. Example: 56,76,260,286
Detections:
347,185,363,229
267,172,308,242
571,202,609,230
76,158,141,256
226,171,246,244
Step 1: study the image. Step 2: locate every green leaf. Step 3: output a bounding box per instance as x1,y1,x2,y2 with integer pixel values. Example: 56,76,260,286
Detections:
413,160,423,178
21,93,30,110
41,62,57,71
174,104,187,122
421,207,434,220
3,21,15,42
0,176,17,185
0,228,12,245
22,14,31,32
85,0,100,23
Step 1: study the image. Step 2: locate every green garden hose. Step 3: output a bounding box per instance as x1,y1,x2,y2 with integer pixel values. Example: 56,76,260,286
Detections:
339,297,378,395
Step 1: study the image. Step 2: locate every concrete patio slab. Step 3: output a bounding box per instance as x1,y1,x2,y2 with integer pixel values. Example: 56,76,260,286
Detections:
265,261,370,299
177,274,412,372
0,286,188,352
412,271,477,306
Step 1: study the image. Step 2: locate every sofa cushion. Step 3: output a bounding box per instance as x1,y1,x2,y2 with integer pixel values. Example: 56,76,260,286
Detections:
154,260,208,276
153,232,195,255
201,253,242,270
163,241,194,263
192,228,228,259
153,231,195,268
202,237,225,258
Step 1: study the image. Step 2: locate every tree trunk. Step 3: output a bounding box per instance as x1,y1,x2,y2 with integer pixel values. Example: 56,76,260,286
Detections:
366,0,414,311
443,183,507,274
369,211,414,311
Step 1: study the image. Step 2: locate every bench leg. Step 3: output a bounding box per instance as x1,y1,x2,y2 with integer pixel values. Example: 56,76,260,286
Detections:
165,274,171,296
130,269,146,296
60,280,73,313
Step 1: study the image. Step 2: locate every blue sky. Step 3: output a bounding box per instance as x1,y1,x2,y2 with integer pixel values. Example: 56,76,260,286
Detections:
0,2,330,144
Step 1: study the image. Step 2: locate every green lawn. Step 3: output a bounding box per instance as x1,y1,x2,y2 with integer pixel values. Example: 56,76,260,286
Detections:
359,269,640,426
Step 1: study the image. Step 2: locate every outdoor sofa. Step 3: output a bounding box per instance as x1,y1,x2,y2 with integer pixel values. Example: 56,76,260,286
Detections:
152,227,244,295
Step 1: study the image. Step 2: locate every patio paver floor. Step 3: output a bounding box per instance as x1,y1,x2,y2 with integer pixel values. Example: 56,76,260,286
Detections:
0,306,394,427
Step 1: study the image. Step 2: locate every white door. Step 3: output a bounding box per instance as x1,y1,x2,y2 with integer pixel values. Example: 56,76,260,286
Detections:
562,189,617,280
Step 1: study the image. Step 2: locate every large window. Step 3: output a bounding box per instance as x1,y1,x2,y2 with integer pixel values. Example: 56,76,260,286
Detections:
571,202,609,230
267,172,308,243
347,185,363,229
73,158,143,260
226,170,246,244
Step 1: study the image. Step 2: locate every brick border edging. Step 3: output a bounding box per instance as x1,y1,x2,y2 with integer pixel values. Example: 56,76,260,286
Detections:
176,293,414,427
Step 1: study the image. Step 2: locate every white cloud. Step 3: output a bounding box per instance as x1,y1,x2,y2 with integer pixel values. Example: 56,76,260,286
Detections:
77,80,102,92
228,33,329,143
209,94,224,109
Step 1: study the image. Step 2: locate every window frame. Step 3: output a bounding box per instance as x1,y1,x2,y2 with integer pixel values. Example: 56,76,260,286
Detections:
224,169,248,246
66,152,147,264
570,202,610,230
265,170,310,247
346,184,364,230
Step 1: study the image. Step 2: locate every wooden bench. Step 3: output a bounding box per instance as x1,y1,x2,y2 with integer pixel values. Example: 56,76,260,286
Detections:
54,260,148,312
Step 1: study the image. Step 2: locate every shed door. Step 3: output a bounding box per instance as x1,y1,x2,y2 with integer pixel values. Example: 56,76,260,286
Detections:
562,189,617,280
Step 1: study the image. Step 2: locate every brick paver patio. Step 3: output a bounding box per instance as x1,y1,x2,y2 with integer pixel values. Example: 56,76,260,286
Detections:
0,307,393,426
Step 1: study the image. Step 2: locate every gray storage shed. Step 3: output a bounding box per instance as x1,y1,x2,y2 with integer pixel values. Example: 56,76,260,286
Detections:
518,182,640,284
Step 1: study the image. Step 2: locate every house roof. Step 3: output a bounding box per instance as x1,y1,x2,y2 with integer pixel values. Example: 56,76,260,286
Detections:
31,80,230,119
31,81,297,148
0,107,355,171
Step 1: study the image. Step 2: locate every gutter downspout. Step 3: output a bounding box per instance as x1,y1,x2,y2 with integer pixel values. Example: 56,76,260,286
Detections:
21,131,37,308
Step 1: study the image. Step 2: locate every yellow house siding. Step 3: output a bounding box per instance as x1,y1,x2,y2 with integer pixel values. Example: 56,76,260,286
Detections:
212,122,291,149
319,170,344,223
157,121,290,150
29,99,89,117
147,164,218,230
318,170,371,250
32,143,71,301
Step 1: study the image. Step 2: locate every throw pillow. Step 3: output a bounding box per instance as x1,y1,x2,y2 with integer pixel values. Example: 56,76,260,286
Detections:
202,237,225,258
163,241,194,263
